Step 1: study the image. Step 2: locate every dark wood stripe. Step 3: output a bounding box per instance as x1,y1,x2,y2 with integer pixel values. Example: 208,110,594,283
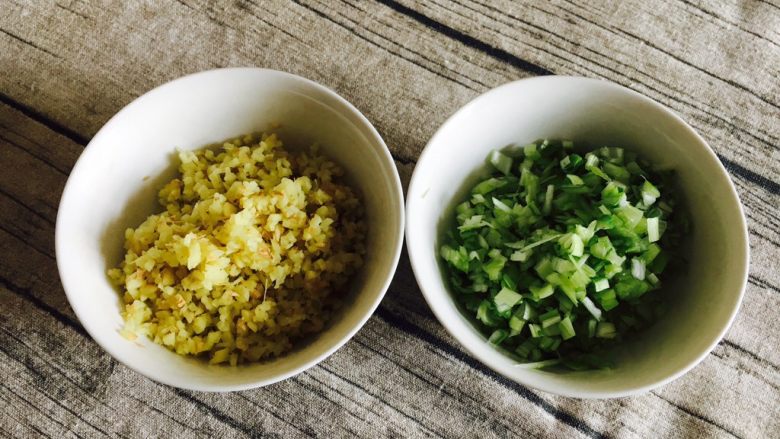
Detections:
235,393,316,438
0,225,57,271
372,0,553,76
652,393,742,438
53,3,91,20
749,276,780,296
720,155,780,195
0,274,261,438
0,275,86,337
0,381,75,436
33,382,112,437
236,392,316,437
292,377,371,435
470,0,780,150
238,0,312,46
0,326,116,412
306,372,390,422
677,0,780,49
721,339,779,370
755,0,780,13
750,229,780,251
537,1,780,112
374,306,606,439
340,0,493,89
172,0,196,12
0,93,90,146
0,131,70,176
291,0,480,91
0,28,62,59
318,363,445,438
2,226,777,436
0,339,127,439
625,27,778,111
172,390,264,439
709,349,780,392
354,329,532,437
126,394,210,438
0,187,55,227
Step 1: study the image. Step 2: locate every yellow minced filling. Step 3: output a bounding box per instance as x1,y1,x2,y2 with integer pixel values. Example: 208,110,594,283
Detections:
108,133,365,365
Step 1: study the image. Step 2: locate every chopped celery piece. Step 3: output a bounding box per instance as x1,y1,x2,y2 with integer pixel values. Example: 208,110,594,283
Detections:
582,297,603,321
489,150,513,175
584,153,599,168
492,197,512,213
440,245,469,272
631,258,646,280
524,143,541,160
514,358,561,369
508,312,526,336
494,287,522,313
472,178,507,195
510,249,531,262
641,179,660,206
471,193,486,204
566,174,584,186
476,300,501,327
603,162,630,182
482,253,506,281
558,316,576,340
488,329,508,345
594,289,619,311
596,322,617,339
590,236,614,259
529,283,554,300
643,243,661,263
539,310,561,328
616,205,643,229
458,214,489,231
588,318,598,338
560,233,584,257
647,272,660,285
521,303,537,321
543,184,555,215
647,216,660,242
440,140,686,370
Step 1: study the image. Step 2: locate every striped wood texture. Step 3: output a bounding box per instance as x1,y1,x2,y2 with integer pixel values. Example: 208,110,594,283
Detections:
0,1,778,438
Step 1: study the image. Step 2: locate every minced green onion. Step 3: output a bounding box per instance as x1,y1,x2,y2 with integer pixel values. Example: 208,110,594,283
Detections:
440,140,685,370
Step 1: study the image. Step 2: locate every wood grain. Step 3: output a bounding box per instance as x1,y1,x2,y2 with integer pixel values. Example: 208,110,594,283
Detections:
1,0,779,438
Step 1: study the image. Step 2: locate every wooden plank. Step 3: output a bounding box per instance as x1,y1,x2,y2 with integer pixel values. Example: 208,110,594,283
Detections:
1,1,779,437
1,101,779,438
0,0,777,187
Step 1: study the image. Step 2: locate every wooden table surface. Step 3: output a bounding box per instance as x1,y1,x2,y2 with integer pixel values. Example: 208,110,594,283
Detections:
1,1,779,438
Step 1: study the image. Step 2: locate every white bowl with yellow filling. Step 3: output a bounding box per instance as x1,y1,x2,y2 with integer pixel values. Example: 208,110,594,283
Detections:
56,68,404,391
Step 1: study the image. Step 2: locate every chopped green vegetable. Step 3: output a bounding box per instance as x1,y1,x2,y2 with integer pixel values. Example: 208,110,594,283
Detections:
440,140,686,370
489,150,513,176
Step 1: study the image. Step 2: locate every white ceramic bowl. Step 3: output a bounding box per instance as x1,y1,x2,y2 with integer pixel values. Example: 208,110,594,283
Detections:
56,68,404,391
406,76,749,398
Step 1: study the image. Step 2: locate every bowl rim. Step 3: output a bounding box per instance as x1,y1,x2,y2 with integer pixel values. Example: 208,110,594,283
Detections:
405,75,750,399
55,67,406,392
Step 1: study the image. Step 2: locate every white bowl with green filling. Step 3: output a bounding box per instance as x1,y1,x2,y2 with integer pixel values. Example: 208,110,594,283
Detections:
406,76,749,398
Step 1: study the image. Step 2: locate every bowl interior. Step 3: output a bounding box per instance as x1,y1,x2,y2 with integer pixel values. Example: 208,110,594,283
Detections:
406,76,748,398
56,68,404,391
